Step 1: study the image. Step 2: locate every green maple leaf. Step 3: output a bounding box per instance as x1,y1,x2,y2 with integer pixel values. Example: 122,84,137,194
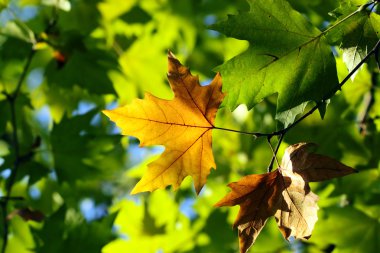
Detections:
212,0,339,124
326,7,380,80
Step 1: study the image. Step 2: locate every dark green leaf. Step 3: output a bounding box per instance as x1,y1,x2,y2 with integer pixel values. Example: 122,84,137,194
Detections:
326,10,380,79
34,206,116,253
312,207,380,253
0,20,36,43
45,49,117,95
212,0,338,120
51,110,121,183
318,99,330,119
120,5,151,24
275,102,307,128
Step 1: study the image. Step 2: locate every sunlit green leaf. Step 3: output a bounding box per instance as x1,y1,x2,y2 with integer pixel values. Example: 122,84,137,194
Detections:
326,9,380,80
212,0,338,120
311,207,380,253
0,20,36,44
45,50,117,95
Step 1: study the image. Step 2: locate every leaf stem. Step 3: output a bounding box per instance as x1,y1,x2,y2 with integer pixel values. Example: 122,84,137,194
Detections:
0,197,24,202
359,60,378,134
13,49,35,100
267,134,284,172
321,11,358,36
213,126,260,137
320,1,376,36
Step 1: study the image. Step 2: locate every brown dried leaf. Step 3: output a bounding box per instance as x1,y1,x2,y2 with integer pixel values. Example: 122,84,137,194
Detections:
281,142,357,182
216,143,356,253
215,171,287,253
7,207,45,222
274,169,319,240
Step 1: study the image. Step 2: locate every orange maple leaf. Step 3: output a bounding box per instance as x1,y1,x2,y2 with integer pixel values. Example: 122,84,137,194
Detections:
103,52,225,194
216,143,356,253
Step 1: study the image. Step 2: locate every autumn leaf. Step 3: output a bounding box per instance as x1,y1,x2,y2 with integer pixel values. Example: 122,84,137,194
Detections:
7,208,45,222
216,143,356,253
103,51,225,194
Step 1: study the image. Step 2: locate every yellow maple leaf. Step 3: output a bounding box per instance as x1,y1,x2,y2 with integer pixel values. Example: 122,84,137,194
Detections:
103,52,225,194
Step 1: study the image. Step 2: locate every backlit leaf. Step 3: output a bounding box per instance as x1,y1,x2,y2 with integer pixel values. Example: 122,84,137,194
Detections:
104,52,225,194
216,143,355,253
311,207,380,253
326,8,380,80
0,20,36,44
212,0,338,121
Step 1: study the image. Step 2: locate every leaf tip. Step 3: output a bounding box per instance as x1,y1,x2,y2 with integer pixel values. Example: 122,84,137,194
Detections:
278,226,292,240
130,183,146,195
238,226,256,253
213,199,225,208
130,188,139,195
167,50,185,78
194,184,204,196
102,109,110,117
167,50,177,60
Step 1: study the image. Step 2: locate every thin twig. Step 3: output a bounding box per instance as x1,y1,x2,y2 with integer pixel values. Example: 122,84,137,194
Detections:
375,44,380,70
267,138,280,169
321,9,360,36
13,50,35,99
1,47,35,253
213,101,320,137
359,58,379,134
267,134,284,172
0,197,24,202
213,126,260,137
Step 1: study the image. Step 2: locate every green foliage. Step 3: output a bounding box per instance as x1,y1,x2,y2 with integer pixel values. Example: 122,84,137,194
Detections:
0,0,379,253
34,206,116,253
212,0,339,126
326,7,380,78
312,206,380,252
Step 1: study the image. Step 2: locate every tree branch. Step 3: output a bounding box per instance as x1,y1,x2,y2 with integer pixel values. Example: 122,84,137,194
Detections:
1,47,35,253
12,50,35,100
359,71,377,134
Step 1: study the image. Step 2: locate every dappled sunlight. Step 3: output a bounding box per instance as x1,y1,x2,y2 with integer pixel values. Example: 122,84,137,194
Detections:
1,0,380,253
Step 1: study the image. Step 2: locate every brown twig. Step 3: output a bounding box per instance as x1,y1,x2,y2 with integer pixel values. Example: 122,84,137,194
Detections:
1,48,35,253
359,72,377,134
267,134,284,172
